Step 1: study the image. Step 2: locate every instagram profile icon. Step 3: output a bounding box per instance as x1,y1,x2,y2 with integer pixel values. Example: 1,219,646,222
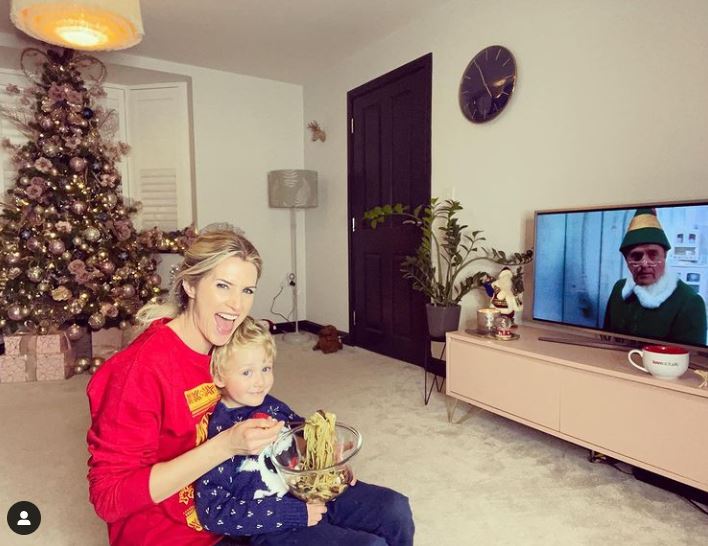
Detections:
7,500,41,535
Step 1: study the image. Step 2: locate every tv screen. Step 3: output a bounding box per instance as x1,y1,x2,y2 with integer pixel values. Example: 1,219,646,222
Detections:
533,201,708,349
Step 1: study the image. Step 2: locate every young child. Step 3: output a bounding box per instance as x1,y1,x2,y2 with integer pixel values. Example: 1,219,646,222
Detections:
195,317,414,546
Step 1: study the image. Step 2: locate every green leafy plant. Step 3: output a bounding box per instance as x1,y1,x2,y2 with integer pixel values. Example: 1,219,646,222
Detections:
363,198,534,306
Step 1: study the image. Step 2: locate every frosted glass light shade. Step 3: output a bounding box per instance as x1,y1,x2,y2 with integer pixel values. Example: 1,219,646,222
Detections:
10,0,144,51
268,170,318,208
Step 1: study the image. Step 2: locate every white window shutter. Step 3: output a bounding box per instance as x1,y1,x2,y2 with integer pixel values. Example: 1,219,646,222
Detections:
127,83,193,231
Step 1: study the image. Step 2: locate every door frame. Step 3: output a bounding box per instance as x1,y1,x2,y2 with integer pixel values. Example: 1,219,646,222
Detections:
346,52,433,347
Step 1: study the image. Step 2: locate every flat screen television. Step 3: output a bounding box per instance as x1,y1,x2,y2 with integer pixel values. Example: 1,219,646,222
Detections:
532,200,708,350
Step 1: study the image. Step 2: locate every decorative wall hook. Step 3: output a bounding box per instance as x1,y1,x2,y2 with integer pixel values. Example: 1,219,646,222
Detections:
307,121,326,142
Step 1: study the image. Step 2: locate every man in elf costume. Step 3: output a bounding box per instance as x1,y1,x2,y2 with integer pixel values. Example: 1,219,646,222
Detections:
603,208,707,346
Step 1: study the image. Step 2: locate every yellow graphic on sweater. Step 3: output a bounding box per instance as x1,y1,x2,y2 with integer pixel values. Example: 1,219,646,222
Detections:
184,382,220,417
185,505,204,532
195,412,211,446
179,383,220,532
179,484,194,505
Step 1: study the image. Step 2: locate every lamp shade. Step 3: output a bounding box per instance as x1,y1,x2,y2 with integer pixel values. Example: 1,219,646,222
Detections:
268,170,318,208
10,0,144,51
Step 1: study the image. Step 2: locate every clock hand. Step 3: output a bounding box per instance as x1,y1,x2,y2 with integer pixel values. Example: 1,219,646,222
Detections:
473,60,492,97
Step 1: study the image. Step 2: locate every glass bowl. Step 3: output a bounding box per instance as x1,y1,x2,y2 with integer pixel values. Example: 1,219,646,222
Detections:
271,422,362,502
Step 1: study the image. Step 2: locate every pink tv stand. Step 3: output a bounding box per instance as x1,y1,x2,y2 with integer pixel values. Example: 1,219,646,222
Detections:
445,324,708,492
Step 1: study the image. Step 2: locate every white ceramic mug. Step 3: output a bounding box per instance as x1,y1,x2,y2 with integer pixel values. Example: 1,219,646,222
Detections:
627,345,690,380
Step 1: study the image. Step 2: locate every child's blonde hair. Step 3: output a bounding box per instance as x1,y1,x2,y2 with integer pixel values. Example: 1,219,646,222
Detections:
136,228,262,325
210,316,276,382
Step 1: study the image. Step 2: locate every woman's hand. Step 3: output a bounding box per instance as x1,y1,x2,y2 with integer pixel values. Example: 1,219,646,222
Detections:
306,502,327,526
221,418,284,456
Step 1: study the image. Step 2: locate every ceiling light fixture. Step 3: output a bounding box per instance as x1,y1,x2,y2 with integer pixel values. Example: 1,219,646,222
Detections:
10,0,144,51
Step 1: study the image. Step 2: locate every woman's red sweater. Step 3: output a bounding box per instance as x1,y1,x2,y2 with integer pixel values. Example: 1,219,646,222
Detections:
87,320,222,545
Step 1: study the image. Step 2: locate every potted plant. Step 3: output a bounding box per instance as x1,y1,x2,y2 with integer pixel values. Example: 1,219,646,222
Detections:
363,198,533,336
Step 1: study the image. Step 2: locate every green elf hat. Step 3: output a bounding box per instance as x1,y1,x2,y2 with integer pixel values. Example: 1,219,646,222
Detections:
619,208,671,252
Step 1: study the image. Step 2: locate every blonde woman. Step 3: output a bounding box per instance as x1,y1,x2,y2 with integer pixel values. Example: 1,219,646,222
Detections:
86,228,283,546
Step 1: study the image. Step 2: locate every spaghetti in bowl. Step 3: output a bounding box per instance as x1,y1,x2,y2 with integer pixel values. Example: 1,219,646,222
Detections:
271,422,362,502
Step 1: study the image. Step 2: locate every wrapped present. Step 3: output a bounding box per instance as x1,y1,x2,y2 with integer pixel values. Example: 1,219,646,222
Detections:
35,331,70,354
0,354,31,383
36,350,75,381
92,327,123,359
2,333,37,356
3,335,23,356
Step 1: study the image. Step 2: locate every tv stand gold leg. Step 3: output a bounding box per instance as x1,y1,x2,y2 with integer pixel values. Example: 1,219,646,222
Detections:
447,397,459,423
447,397,477,424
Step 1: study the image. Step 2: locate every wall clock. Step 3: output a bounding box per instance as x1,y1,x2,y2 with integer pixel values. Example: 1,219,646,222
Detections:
459,45,516,123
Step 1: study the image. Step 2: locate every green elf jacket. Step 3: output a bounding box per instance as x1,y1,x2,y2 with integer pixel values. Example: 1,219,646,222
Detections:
603,278,707,346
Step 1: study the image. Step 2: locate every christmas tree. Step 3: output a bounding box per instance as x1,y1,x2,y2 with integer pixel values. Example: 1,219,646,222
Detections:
0,47,161,336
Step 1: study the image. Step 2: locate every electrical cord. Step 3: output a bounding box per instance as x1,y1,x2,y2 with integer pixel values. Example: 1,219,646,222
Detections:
588,450,708,516
270,276,295,323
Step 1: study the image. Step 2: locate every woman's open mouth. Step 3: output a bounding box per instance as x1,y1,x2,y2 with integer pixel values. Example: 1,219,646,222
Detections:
215,312,238,336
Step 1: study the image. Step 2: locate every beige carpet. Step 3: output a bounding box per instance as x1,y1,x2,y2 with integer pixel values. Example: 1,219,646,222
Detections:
1,336,707,546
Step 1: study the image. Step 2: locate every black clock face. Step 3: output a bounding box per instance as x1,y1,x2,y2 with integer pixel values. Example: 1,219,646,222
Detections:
459,45,516,123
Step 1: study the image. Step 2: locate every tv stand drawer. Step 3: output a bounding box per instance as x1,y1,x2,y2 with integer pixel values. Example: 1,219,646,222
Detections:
447,342,560,430
561,368,708,485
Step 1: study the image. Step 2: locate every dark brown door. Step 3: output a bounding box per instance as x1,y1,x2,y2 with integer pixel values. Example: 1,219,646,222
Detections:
348,53,432,365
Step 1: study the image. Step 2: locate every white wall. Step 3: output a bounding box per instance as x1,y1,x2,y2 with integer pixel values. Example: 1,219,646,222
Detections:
0,32,305,322
303,0,708,330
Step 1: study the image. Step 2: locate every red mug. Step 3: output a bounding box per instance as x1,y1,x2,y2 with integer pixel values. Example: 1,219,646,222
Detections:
627,345,689,380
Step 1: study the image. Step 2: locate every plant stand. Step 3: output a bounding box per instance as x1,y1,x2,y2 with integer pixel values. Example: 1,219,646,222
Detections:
424,334,447,405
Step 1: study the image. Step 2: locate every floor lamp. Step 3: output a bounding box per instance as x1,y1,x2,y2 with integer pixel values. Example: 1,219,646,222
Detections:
268,169,318,344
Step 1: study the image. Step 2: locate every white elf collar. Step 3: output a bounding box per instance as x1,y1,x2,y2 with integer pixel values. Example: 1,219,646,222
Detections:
621,272,678,309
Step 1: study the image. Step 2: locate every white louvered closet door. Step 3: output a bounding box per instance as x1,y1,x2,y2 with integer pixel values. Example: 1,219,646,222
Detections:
0,70,31,200
127,83,193,231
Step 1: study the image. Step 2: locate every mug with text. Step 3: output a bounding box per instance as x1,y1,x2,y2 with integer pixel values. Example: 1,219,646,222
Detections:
627,345,689,380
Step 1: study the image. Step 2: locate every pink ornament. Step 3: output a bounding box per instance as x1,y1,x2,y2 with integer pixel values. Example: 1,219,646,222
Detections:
71,201,87,215
26,237,43,252
7,305,23,321
69,157,87,172
99,260,115,274
121,284,136,298
48,239,65,255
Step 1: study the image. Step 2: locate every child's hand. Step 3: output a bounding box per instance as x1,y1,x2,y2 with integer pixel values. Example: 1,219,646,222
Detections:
306,502,327,526
222,419,284,456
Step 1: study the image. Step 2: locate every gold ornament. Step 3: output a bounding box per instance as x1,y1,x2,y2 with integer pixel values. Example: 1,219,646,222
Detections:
84,227,101,242
76,356,91,370
68,299,83,314
6,251,21,265
66,323,84,340
38,281,51,292
91,356,105,367
27,266,43,282
74,364,86,374
88,312,106,330
51,286,72,301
